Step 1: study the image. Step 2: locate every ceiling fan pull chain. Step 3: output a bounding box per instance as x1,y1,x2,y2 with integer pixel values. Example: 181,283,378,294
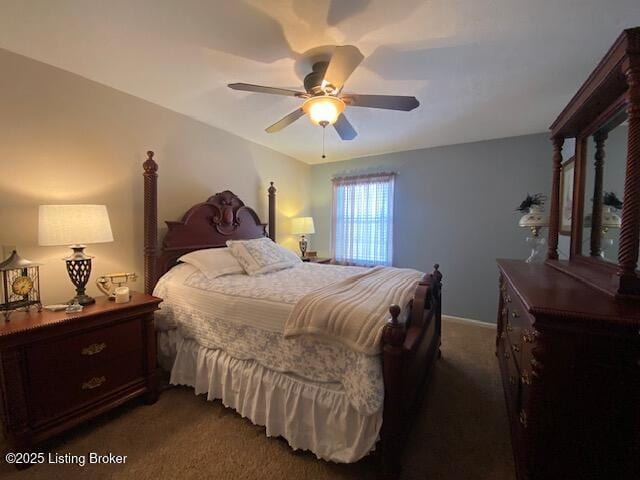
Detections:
322,125,326,159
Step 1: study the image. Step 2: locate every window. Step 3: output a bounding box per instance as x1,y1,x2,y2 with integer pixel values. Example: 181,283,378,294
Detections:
331,173,395,266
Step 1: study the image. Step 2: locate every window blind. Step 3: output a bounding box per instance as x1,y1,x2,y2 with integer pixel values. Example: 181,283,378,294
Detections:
331,173,395,266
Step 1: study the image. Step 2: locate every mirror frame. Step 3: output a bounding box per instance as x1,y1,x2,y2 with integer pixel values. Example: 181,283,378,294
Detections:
571,96,627,263
546,27,640,298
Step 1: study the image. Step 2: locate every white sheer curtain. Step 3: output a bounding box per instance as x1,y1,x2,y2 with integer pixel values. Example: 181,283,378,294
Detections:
331,173,395,266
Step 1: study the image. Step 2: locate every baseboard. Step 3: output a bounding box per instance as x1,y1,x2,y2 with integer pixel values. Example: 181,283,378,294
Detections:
442,314,494,329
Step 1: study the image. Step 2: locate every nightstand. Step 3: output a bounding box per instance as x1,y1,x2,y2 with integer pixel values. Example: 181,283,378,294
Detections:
0,292,161,453
302,257,332,264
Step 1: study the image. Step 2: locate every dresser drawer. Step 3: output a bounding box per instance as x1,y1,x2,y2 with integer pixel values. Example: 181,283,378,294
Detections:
498,332,520,411
24,317,146,423
26,317,144,379
502,283,534,371
28,349,144,423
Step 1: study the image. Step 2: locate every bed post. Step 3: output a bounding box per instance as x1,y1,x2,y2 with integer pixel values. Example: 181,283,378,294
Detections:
143,151,158,294
433,264,443,355
380,304,405,478
268,182,276,241
379,264,443,478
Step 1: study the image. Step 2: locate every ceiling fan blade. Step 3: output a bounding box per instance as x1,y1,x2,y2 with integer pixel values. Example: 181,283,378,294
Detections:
342,94,420,111
333,114,357,140
322,46,364,92
228,83,308,98
265,108,305,133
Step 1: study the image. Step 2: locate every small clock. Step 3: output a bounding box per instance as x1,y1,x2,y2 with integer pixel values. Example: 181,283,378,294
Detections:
12,276,34,296
0,250,42,320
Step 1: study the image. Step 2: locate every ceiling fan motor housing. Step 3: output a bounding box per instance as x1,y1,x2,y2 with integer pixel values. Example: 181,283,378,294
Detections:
304,61,330,94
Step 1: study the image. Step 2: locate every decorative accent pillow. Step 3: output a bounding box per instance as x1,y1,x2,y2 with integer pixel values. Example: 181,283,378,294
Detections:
226,237,299,276
178,248,244,280
272,242,304,265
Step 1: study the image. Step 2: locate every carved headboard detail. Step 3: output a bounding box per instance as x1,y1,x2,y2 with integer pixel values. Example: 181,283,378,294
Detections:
163,192,267,250
142,151,276,293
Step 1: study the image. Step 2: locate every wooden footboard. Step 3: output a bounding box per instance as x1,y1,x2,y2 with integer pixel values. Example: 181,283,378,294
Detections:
379,264,443,478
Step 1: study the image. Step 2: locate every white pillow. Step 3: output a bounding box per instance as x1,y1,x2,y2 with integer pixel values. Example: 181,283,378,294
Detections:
272,242,303,265
226,237,299,276
178,248,244,280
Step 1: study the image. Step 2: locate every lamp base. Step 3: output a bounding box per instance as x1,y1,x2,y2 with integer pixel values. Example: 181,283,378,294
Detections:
65,245,95,306
298,235,308,258
525,234,547,264
69,293,95,306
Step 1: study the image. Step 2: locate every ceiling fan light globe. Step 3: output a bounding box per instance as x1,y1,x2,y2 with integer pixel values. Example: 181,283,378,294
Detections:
303,96,345,126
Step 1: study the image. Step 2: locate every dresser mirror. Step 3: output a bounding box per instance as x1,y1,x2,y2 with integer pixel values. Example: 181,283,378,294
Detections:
546,27,640,298
580,109,627,264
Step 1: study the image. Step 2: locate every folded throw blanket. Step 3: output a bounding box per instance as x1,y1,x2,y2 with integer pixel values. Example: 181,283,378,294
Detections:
284,266,423,355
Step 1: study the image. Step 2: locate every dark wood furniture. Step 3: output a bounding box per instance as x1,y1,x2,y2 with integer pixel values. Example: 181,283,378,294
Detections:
302,257,332,264
547,27,640,297
497,28,640,480
142,152,442,478
497,260,639,479
0,293,161,456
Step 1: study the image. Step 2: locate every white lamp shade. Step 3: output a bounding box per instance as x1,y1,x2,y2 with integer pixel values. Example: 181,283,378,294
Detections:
518,206,549,228
38,205,114,246
291,217,315,235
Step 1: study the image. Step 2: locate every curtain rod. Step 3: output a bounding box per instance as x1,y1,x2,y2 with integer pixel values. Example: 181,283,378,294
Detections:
331,172,396,182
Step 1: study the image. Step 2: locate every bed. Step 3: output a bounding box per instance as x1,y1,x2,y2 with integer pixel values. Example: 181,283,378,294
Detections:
141,151,442,478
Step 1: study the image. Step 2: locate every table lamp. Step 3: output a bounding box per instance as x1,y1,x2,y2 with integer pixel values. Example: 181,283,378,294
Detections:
518,205,549,263
38,205,114,305
291,217,315,258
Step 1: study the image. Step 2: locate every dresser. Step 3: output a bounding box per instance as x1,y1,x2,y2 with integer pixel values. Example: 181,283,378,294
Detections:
0,293,161,454
496,27,640,480
496,260,639,479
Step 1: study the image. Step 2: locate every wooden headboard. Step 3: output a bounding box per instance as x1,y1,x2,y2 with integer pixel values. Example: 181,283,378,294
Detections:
142,151,276,293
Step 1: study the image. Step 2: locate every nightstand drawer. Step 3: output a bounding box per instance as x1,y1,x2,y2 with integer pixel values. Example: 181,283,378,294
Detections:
26,317,144,377
28,349,144,423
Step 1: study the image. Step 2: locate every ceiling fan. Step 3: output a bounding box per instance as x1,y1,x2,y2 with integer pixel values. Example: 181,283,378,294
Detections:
228,45,420,141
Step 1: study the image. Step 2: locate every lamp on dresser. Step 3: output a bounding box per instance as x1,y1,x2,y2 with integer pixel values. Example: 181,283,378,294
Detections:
290,216,315,258
38,204,113,305
516,194,549,263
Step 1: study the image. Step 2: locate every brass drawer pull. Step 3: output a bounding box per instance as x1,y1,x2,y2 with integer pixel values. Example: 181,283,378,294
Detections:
82,376,106,390
506,295,512,303
521,372,531,385
512,344,520,353
81,342,107,356
523,330,534,343
511,310,520,319
519,410,528,428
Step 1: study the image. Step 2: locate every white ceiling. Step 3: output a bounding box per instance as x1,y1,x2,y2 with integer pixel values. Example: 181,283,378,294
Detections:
1,0,639,164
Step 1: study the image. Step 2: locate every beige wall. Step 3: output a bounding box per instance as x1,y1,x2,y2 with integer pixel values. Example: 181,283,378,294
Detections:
0,48,310,305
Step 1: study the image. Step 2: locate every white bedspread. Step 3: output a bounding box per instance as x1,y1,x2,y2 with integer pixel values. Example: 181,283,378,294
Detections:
154,263,395,415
